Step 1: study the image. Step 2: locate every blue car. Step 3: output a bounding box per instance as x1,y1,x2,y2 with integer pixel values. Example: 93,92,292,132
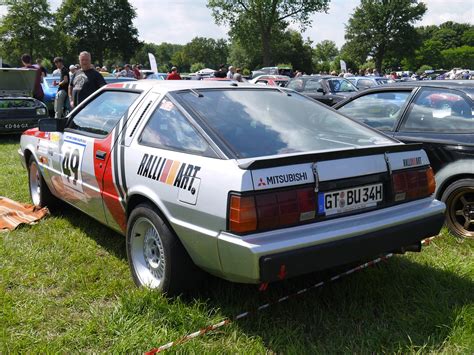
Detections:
41,76,60,115
42,75,137,116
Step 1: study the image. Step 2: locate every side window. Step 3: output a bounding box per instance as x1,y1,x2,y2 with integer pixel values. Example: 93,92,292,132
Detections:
358,79,376,88
304,79,323,92
68,91,139,135
139,97,213,155
338,91,411,131
402,88,473,133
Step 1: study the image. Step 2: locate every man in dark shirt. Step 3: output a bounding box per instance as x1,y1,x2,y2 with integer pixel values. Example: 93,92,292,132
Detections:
53,57,69,118
20,54,44,101
68,51,106,108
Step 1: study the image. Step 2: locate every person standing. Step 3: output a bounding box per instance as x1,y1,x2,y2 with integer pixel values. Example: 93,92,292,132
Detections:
53,57,69,118
226,65,235,79
36,58,48,78
233,68,243,82
68,51,106,108
166,66,181,80
21,54,44,101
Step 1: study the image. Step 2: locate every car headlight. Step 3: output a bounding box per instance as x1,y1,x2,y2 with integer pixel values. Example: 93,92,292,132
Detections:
36,107,47,116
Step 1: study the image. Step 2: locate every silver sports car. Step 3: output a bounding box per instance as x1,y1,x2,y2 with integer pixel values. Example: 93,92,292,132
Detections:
19,81,445,294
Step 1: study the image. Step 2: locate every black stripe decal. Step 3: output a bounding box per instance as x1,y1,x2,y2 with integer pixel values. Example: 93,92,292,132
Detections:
112,125,125,207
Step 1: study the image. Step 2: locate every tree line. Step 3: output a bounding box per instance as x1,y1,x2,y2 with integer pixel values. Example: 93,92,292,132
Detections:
1,0,472,74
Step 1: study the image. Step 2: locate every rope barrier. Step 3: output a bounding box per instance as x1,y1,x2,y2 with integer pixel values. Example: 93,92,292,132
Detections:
145,236,437,354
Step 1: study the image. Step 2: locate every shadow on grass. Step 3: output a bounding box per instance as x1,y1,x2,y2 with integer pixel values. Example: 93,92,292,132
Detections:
56,208,127,261
40,207,473,351
0,134,22,144
187,256,473,352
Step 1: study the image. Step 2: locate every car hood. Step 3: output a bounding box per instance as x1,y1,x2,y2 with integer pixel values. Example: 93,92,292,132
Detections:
0,68,36,97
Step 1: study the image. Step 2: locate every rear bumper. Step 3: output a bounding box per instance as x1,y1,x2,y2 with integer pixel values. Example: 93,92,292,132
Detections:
217,198,445,283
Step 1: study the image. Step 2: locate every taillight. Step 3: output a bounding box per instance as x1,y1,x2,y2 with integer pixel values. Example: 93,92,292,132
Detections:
229,195,257,233
228,187,316,234
391,167,435,202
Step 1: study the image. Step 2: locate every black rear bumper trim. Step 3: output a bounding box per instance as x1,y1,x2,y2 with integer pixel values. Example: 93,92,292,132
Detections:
259,213,444,282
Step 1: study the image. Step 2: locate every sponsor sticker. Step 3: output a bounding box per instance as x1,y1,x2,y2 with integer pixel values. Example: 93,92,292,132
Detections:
136,153,201,194
253,168,311,190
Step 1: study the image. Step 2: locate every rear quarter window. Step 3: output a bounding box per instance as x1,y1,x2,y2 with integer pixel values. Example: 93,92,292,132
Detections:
338,91,411,131
401,88,474,133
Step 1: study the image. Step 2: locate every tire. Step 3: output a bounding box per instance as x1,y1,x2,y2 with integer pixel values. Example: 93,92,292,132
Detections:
441,179,474,239
28,156,57,208
126,203,202,295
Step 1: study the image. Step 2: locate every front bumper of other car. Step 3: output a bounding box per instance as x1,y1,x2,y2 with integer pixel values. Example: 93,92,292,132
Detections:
217,198,445,283
0,102,48,133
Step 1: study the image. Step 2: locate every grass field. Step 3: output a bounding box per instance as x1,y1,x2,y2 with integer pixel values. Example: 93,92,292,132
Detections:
1,135,473,353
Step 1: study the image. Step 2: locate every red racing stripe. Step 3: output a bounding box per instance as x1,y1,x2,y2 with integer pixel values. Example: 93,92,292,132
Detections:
159,159,173,183
93,133,127,232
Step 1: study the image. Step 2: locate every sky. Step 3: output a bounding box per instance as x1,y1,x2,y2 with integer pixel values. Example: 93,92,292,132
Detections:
1,0,473,48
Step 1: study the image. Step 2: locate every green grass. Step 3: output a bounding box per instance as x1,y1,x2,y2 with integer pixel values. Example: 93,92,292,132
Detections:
1,135,473,353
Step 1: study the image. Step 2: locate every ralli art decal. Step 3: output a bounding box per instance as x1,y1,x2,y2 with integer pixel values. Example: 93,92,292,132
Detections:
136,153,201,193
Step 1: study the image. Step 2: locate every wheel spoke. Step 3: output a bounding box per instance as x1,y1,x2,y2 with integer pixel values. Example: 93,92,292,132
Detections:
459,196,468,206
455,210,464,216
463,219,472,229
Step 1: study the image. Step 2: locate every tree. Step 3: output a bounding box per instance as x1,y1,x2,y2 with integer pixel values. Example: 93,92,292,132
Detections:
273,30,313,73
314,40,338,62
442,46,474,69
0,0,53,65
207,0,329,66
344,0,426,73
183,37,229,69
56,0,140,65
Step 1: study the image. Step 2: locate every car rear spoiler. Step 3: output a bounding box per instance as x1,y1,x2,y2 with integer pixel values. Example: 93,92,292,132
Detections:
237,143,424,170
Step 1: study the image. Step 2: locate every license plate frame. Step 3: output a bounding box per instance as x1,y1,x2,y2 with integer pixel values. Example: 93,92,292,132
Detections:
318,183,383,216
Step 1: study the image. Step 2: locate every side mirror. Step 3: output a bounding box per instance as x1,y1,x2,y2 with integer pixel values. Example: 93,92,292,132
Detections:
317,88,325,93
38,118,66,132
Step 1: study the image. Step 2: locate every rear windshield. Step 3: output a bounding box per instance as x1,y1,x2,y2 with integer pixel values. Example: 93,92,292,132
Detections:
175,89,395,158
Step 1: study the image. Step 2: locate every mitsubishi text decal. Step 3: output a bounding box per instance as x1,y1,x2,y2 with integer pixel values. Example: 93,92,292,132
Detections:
252,165,313,190
137,153,201,192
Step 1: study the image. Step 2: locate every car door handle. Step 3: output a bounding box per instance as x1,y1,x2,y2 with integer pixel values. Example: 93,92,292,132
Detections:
95,150,107,160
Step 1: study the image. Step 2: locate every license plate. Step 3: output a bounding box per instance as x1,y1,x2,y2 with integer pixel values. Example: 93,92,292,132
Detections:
318,183,383,216
4,123,28,129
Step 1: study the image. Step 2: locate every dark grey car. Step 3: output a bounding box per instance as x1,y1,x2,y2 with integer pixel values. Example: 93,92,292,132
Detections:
287,75,358,106
0,68,49,133
334,81,474,239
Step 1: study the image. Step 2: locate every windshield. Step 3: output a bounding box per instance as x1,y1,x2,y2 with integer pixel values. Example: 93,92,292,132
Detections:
45,78,59,87
175,89,394,159
327,78,357,93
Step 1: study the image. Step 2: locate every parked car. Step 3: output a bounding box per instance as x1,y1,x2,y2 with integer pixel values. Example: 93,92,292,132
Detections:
347,76,395,90
41,76,60,115
19,81,445,294
251,66,293,78
250,75,290,87
104,76,137,84
0,68,49,133
334,81,474,238
144,73,167,80
286,75,358,106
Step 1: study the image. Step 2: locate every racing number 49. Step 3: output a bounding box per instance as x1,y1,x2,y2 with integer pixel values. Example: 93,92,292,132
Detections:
62,148,80,184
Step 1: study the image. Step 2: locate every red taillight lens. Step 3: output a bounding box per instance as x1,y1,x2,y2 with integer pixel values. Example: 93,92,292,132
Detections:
391,167,436,201
229,195,257,233
229,187,316,234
